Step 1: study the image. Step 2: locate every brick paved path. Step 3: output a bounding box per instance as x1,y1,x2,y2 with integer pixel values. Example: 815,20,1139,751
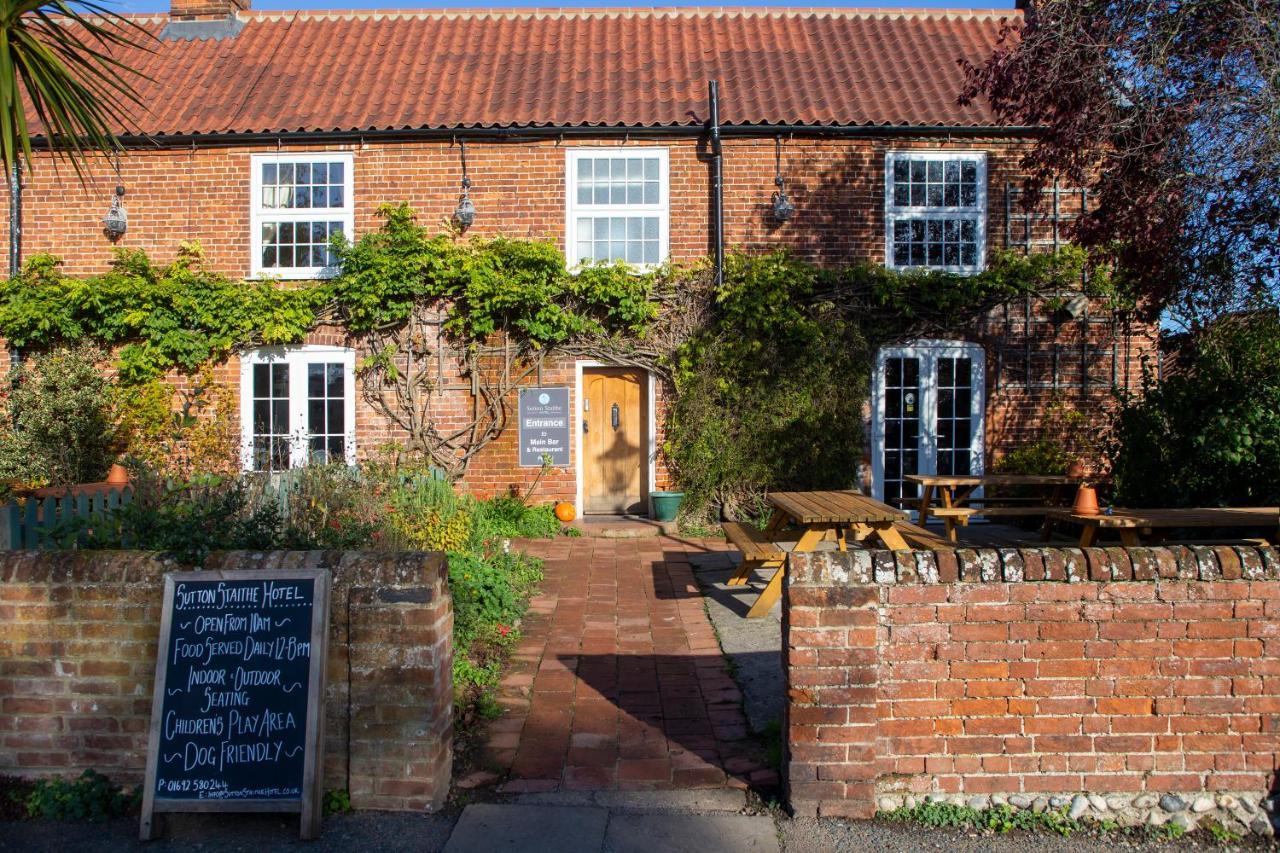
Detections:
479,536,771,792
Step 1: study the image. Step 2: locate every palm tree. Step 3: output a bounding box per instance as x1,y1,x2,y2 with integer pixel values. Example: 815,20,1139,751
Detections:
0,0,150,185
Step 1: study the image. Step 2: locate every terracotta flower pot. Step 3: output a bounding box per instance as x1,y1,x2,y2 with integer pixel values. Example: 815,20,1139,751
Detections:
1072,484,1099,516
105,463,130,486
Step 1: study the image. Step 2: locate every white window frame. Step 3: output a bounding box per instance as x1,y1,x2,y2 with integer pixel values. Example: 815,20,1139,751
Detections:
239,345,357,471
884,150,988,275
250,151,354,280
564,147,670,270
870,340,986,503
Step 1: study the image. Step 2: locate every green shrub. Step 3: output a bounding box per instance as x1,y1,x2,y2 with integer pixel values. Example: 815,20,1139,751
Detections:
62,472,288,563
1111,312,1280,507
667,253,870,522
0,344,121,486
446,546,543,727
448,549,542,646
993,439,1074,477
992,399,1091,478
24,770,139,822
263,464,382,549
470,496,561,543
322,789,352,816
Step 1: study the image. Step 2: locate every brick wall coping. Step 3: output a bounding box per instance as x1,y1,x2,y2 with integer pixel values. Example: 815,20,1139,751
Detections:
0,549,448,586
789,545,1279,586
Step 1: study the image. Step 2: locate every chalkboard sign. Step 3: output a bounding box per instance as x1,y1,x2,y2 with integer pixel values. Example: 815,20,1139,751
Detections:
140,569,330,841
518,386,571,467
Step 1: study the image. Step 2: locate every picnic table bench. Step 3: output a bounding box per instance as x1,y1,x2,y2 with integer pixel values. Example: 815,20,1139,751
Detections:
906,474,1084,542
1045,506,1280,548
724,490,910,619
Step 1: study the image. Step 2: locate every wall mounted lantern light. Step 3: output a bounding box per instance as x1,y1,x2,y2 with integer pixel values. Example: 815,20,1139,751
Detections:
103,185,127,240
771,137,795,223
453,140,476,229
1063,294,1090,319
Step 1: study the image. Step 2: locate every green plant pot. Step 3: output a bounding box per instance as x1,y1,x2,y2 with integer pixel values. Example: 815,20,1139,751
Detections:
650,491,684,522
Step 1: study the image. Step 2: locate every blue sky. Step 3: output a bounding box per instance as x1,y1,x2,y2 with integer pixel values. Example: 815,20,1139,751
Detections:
117,0,1015,13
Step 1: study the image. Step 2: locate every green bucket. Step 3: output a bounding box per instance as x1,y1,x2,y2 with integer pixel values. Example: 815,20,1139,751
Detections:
650,491,685,522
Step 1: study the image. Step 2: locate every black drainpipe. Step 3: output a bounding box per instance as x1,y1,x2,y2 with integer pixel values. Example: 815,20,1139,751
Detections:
8,163,19,369
708,80,724,290
8,163,19,279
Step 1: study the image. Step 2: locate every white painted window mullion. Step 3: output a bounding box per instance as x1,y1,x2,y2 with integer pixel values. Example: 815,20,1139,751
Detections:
920,352,939,479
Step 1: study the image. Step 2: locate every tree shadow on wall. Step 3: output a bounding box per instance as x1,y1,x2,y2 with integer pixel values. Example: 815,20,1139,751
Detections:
695,137,885,265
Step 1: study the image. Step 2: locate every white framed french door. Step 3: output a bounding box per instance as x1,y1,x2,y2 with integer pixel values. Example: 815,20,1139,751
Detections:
871,340,985,506
239,345,357,471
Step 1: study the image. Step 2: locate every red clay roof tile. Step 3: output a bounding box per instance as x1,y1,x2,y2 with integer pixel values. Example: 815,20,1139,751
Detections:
99,7,1021,137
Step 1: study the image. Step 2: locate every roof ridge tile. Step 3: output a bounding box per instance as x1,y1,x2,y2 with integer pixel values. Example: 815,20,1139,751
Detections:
229,6,1020,23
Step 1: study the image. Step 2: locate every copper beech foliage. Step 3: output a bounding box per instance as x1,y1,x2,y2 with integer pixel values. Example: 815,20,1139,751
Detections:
962,0,1280,324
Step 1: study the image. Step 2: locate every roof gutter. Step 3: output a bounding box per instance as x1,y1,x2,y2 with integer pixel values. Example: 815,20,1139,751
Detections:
78,123,1041,151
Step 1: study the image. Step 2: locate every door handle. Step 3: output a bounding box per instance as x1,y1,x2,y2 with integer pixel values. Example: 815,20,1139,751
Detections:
582,419,589,434
611,404,620,431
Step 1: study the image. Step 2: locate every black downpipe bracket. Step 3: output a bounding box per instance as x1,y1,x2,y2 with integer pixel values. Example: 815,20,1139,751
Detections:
708,80,724,290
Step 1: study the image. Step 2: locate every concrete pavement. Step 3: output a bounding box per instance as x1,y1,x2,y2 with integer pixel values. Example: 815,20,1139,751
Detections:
442,804,779,853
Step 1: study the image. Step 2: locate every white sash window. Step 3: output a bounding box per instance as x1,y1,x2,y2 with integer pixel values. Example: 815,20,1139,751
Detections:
565,148,669,269
251,152,354,279
885,151,987,274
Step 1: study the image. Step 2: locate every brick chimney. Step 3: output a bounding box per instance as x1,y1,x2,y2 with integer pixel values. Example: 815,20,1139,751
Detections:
169,0,249,21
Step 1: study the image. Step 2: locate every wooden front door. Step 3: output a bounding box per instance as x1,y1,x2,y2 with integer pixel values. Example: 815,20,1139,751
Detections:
583,367,648,515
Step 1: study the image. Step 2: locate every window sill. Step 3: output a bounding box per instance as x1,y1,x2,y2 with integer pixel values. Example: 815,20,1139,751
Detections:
251,266,341,281
886,264,986,277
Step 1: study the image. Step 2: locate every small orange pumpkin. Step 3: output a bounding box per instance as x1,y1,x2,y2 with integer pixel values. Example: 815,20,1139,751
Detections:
554,502,576,523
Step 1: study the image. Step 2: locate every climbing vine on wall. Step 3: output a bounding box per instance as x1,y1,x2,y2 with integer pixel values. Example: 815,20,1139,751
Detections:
0,244,322,384
0,201,1103,494
661,247,1109,521
324,204,656,478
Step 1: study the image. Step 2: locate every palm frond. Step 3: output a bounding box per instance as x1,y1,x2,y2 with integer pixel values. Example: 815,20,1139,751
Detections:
0,0,153,185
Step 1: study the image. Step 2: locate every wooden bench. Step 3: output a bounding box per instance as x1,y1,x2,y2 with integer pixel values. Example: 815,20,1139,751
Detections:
722,521,786,587
932,506,1056,542
894,520,954,551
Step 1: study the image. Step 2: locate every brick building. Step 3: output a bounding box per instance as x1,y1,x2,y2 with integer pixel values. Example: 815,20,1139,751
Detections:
6,4,1156,515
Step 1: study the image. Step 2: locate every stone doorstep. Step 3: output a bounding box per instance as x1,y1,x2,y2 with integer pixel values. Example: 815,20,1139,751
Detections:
569,516,679,538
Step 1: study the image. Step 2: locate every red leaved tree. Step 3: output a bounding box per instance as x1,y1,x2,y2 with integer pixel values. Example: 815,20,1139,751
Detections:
962,1,1280,325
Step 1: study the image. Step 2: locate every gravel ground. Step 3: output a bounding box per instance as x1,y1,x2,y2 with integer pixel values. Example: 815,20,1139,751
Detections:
690,550,785,733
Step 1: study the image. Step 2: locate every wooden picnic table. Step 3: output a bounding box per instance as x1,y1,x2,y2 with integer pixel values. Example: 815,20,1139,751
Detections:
1045,506,1280,548
725,490,908,619
906,473,1084,541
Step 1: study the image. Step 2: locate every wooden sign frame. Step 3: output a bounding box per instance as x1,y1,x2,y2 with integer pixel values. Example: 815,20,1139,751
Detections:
139,568,331,841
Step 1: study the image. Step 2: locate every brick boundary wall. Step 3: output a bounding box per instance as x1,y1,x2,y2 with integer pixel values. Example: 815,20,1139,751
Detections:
0,550,452,812
784,545,1280,837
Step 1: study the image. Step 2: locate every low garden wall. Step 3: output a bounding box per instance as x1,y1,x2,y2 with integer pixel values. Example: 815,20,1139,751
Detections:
784,545,1280,836
0,550,452,812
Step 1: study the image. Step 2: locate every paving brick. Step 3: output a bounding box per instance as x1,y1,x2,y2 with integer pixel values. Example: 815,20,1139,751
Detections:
481,536,759,792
